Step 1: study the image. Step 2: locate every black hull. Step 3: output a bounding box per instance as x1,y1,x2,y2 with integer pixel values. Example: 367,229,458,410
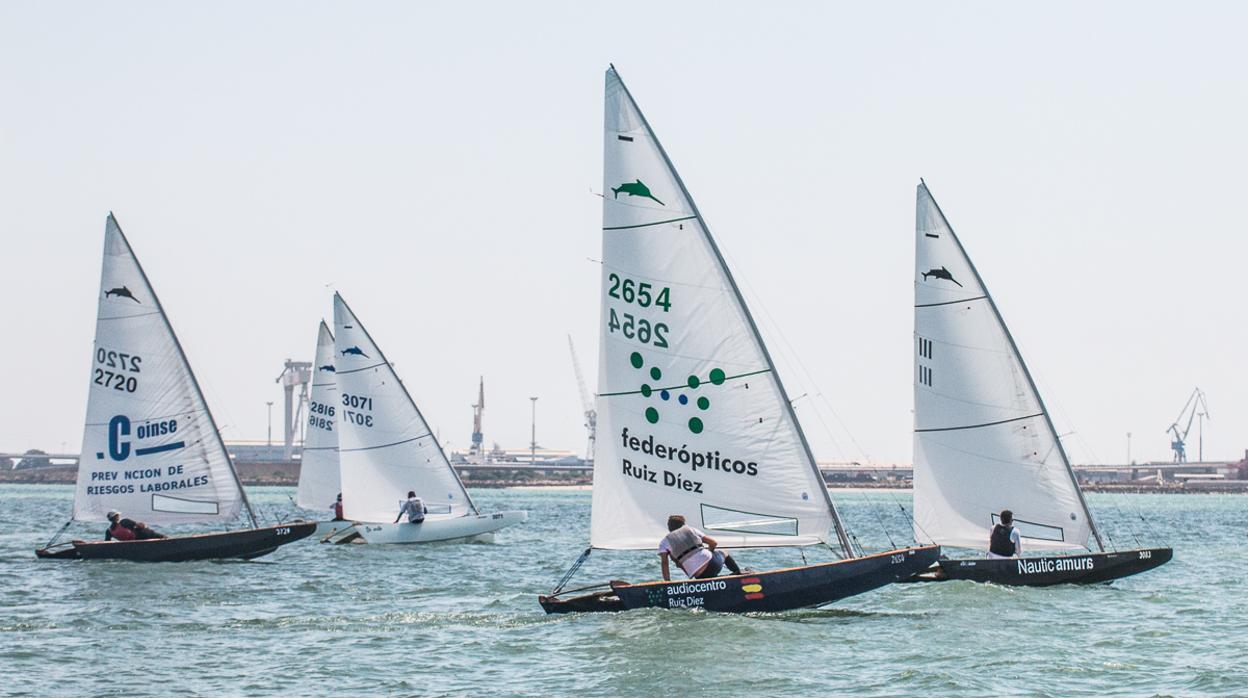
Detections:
540,545,940,614
35,522,317,562
914,547,1172,586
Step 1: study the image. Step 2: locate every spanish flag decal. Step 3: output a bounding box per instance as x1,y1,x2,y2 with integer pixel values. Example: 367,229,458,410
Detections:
740,577,764,600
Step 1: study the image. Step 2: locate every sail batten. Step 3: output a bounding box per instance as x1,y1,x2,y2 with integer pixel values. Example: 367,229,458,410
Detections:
912,183,1100,552
332,294,477,522
73,215,251,526
590,67,846,554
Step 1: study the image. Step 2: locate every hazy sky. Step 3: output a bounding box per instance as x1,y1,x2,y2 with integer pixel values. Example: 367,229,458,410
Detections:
2,2,1245,465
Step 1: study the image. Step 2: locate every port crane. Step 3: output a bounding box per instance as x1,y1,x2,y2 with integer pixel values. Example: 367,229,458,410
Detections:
1167,387,1210,463
470,377,485,457
275,360,313,460
568,336,596,461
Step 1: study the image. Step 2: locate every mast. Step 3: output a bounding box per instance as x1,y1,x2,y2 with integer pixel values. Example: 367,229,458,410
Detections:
108,213,258,529
917,183,1105,552
609,67,854,558
334,293,479,515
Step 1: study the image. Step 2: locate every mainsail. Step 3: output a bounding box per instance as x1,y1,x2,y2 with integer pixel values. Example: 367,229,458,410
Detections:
296,321,341,510
911,182,1099,551
332,293,477,522
590,67,849,553
73,214,251,525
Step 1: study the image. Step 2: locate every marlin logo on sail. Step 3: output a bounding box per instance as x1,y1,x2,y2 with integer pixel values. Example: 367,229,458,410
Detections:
341,346,368,358
319,365,336,372
104,286,140,303
921,266,963,287
612,179,665,206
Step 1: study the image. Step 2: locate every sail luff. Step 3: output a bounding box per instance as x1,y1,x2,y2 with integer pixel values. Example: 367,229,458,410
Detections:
333,293,478,516
603,67,851,557
917,183,1103,551
104,214,258,529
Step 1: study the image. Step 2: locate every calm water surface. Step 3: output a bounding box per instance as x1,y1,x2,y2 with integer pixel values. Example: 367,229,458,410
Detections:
1,485,1242,697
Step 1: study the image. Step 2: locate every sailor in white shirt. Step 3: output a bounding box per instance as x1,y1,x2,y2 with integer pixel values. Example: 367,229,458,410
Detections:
394,491,426,524
658,514,743,580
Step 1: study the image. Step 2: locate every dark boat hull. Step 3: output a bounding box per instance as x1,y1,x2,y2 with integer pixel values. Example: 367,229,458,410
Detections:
914,547,1172,586
539,545,940,614
35,522,317,561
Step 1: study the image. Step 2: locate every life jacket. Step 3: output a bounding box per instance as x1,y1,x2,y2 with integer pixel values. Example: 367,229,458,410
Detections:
405,497,425,522
333,501,344,520
108,522,136,541
663,525,704,565
989,524,1016,557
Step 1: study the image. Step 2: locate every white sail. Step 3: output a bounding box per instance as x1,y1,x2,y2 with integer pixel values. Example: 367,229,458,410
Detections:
912,182,1094,551
590,67,842,552
332,293,476,522
73,214,248,524
296,321,341,511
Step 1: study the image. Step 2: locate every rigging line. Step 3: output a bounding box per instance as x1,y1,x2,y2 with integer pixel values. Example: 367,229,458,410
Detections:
336,361,389,375
598,368,771,397
603,215,698,231
551,547,593,595
914,413,1045,433
1037,372,1159,549
914,295,989,308
45,520,73,548
338,433,432,453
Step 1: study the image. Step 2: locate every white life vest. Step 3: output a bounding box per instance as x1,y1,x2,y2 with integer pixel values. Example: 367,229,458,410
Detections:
664,525,704,565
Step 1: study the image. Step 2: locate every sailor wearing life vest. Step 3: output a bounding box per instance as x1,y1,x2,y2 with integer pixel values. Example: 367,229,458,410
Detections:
104,511,136,542
987,509,1022,559
658,514,743,580
395,491,426,524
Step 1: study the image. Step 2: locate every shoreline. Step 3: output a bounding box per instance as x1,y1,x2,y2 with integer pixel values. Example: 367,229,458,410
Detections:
2,467,1244,493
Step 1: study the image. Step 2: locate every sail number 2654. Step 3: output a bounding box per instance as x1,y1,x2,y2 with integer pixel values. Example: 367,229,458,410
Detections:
607,274,671,311
608,309,668,348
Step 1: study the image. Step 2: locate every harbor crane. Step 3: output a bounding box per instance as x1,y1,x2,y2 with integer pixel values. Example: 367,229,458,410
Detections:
470,377,485,458
568,335,597,461
275,359,312,460
1167,387,1210,463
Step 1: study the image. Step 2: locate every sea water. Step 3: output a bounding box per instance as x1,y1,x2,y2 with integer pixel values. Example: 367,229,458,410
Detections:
0,485,1243,697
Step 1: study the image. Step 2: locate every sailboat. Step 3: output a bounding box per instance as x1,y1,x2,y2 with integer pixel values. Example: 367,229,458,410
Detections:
319,293,527,544
910,182,1171,585
295,321,353,538
539,67,939,613
36,214,315,561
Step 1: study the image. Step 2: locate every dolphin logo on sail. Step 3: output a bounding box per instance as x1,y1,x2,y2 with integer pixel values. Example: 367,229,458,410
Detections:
921,266,963,287
104,286,140,303
612,179,665,206
341,346,369,358
319,365,336,372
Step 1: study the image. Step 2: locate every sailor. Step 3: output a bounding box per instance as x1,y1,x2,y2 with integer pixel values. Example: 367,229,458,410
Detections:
394,491,426,524
658,514,742,581
331,493,345,521
104,511,136,542
124,519,168,540
988,509,1022,559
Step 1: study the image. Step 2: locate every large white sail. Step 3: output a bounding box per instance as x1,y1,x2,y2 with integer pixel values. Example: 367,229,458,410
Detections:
590,67,844,552
296,321,341,510
332,293,476,522
73,215,248,524
912,182,1095,551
